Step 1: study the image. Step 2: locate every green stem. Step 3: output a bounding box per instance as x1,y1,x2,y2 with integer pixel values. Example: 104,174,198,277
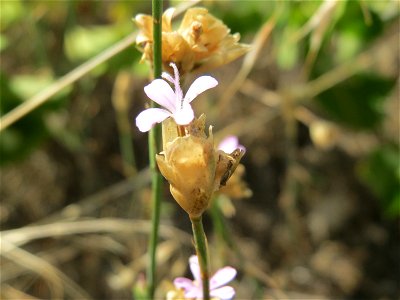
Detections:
190,216,210,300
147,0,163,298
210,197,234,249
152,0,163,78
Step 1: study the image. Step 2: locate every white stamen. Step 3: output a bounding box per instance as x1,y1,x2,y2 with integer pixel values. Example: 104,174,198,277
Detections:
162,72,174,83
169,63,184,108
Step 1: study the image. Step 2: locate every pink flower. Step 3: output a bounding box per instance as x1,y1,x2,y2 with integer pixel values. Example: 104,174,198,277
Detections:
174,255,237,300
218,135,246,154
136,63,218,132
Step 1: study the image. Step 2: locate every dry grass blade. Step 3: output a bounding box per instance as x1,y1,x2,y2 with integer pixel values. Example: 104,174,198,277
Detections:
1,218,192,248
215,108,279,142
293,0,338,42
218,16,276,112
242,31,398,106
243,260,288,300
1,284,41,300
1,245,79,283
107,240,179,291
32,167,150,225
1,239,92,300
302,0,340,75
295,31,399,101
0,33,136,132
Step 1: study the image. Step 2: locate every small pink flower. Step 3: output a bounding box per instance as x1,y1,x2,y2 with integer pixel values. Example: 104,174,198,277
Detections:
174,255,237,300
218,135,246,154
136,63,218,132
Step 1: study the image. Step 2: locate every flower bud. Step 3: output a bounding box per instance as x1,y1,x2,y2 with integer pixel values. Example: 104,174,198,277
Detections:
134,7,250,75
156,115,244,218
310,120,339,150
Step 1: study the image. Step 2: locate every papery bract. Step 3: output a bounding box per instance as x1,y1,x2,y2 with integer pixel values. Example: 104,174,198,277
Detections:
156,115,216,218
156,116,245,218
217,136,252,201
134,7,250,75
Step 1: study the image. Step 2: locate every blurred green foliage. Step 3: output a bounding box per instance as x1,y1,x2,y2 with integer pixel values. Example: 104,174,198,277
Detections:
0,0,398,218
316,73,395,130
1,72,52,164
358,146,400,218
0,1,144,166
215,1,269,35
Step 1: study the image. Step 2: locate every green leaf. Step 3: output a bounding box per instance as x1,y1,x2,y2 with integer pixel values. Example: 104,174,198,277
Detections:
0,0,24,29
0,73,48,165
10,72,70,101
357,145,400,218
316,73,396,130
0,34,9,52
218,1,268,36
277,28,299,70
64,23,130,62
0,72,70,166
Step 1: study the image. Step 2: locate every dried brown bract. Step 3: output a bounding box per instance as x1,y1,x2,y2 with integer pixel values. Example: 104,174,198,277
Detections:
156,115,244,218
134,7,250,75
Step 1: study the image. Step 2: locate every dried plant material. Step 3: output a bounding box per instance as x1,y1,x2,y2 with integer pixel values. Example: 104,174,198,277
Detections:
295,106,339,150
310,120,339,150
156,115,245,218
134,7,250,75
217,136,252,201
294,0,338,41
156,118,216,218
219,164,252,200
294,0,340,74
219,16,276,111
166,288,186,300
311,242,362,293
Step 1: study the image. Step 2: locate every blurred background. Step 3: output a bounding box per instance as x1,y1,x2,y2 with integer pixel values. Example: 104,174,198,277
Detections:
0,1,399,299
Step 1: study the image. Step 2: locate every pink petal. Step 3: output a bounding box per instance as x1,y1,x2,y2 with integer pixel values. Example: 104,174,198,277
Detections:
185,286,203,299
218,136,239,153
189,255,201,283
135,108,171,132
210,286,236,300
173,103,194,125
218,135,246,154
173,277,195,291
144,79,176,112
210,267,237,290
184,76,218,104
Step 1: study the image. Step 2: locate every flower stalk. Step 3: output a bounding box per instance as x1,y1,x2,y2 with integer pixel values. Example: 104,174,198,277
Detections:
210,197,234,249
190,215,210,300
152,0,162,77
136,56,245,300
147,0,163,298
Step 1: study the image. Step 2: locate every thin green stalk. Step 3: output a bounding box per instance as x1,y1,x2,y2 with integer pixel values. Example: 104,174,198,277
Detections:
117,126,137,176
210,198,234,249
190,216,210,300
147,0,163,298
152,0,163,78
